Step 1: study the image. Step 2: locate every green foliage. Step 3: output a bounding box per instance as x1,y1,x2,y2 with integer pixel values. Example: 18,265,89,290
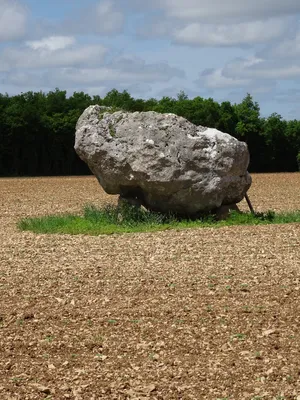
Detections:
0,89,299,176
0,89,92,176
108,123,116,137
84,203,175,226
235,94,261,138
262,113,289,171
102,89,134,110
234,94,267,171
217,101,238,135
18,205,300,236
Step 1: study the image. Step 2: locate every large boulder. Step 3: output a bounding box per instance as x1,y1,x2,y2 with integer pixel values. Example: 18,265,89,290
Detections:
75,105,251,215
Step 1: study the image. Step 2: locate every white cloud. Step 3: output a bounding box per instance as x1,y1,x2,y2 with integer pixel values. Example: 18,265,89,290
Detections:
26,36,75,51
196,47,300,92
0,0,28,42
137,3,294,48
63,0,124,35
149,0,300,22
196,68,250,89
173,19,290,47
0,37,107,71
45,61,184,87
1,46,184,91
258,31,300,59
223,56,300,80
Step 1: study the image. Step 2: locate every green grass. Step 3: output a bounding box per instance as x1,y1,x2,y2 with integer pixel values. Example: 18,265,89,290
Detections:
17,204,300,236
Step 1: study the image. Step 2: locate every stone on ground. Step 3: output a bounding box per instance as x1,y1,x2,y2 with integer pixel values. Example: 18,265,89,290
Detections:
75,105,251,215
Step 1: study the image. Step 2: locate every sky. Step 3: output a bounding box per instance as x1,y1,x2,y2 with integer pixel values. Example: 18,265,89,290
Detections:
1,0,300,119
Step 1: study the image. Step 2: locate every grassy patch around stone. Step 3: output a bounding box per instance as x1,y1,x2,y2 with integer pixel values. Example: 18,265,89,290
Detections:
17,204,300,235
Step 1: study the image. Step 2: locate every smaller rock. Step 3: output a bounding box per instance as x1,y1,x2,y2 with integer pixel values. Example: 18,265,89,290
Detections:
30,383,51,394
262,328,278,337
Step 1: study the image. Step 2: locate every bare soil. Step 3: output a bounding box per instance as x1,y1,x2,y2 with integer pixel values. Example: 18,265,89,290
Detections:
0,173,299,400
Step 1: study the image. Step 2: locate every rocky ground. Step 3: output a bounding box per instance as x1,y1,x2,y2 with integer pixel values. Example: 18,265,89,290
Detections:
0,173,299,400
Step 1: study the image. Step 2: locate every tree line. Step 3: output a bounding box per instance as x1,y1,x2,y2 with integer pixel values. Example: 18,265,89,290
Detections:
0,88,299,176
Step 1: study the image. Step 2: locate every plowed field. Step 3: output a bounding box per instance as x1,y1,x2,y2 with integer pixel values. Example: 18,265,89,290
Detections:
0,173,299,400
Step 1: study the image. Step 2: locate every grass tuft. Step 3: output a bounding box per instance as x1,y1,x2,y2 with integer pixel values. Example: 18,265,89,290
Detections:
17,204,300,236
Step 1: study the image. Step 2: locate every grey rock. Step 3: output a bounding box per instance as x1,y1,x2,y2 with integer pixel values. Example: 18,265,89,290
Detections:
75,105,251,215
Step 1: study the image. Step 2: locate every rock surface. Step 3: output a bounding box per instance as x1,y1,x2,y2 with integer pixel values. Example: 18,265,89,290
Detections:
75,105,251,215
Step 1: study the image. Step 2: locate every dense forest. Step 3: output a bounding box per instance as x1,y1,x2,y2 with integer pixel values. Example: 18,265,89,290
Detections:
0,88,299,176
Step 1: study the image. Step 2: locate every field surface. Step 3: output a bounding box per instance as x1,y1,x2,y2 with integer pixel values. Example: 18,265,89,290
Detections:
0,173,299,400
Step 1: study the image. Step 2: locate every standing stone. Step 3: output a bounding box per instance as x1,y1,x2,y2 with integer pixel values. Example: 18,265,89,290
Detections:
75,105,251,215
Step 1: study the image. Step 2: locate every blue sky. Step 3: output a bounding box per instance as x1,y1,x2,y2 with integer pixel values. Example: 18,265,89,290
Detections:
1,0,300,119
